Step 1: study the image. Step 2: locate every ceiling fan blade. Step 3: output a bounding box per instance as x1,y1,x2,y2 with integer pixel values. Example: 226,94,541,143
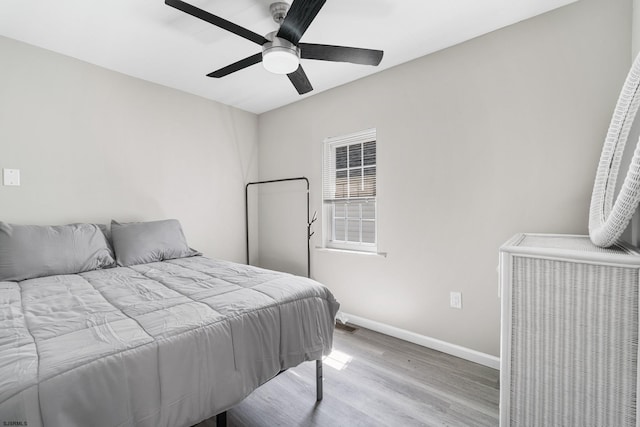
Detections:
299,43,384,66
287,66,313,95
207,53,263,78
276,0,326,45
165,0,267,46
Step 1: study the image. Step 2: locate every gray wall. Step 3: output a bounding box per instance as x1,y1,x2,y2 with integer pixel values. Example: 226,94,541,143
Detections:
257,0,632,356
0,36,258,262
635,0,640,57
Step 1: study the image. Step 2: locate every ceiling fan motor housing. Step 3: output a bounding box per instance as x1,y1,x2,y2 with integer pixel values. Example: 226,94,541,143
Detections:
262,32,300,74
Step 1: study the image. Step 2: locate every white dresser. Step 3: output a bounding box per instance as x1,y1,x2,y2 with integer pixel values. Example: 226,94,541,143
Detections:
499,234,640,426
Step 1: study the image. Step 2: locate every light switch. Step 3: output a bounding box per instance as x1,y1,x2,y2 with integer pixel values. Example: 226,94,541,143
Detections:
3,169,20,186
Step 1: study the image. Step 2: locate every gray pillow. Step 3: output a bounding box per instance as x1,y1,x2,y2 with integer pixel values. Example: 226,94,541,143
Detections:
0,222,116,282
111,219,200,267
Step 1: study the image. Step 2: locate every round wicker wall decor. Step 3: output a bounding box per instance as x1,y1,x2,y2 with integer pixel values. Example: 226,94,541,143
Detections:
589,54,640,247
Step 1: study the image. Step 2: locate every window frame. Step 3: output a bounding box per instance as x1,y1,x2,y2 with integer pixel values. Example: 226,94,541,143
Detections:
322,128,377,253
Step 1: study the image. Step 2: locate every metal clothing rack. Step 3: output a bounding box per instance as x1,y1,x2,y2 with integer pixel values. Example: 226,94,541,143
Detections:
245,176,316,278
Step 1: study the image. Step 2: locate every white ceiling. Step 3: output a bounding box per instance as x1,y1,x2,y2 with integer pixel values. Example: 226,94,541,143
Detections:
0,0,577,114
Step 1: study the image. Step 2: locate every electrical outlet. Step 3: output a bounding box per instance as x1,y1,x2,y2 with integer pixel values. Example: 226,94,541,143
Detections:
450,291,462,309
3,169,20,186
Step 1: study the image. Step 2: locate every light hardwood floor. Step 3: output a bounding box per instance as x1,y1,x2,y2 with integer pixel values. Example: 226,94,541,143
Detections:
196,326,500,427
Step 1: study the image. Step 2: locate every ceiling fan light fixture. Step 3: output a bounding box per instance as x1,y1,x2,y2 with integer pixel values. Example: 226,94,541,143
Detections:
262,37,300,75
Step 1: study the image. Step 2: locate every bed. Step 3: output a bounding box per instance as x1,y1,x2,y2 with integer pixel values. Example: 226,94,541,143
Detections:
0,220,339,427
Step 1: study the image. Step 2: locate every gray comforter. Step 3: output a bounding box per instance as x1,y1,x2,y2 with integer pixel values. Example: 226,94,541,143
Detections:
0,256,339,427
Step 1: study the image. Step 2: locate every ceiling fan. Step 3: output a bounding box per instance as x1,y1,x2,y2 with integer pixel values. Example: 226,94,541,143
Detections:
165,0,384,95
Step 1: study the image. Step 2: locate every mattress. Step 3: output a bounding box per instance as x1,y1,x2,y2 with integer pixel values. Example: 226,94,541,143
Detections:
0,256,339,427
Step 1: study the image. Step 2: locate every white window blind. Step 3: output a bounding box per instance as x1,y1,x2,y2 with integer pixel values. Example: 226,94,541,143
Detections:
322,128,377,252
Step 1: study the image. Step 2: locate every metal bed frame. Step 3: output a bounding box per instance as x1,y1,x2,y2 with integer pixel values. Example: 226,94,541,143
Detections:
215,177,321,427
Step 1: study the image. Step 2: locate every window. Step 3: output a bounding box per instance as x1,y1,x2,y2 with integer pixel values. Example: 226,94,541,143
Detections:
323,128,377,252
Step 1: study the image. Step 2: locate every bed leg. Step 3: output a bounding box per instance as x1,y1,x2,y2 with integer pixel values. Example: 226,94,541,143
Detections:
216,411,227,427
316,359,323,401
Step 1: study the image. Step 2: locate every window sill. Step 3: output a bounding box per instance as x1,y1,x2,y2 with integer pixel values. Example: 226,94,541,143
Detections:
314,246,388,258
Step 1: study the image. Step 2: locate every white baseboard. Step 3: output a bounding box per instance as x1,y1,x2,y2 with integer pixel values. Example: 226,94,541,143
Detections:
339,311,500,370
